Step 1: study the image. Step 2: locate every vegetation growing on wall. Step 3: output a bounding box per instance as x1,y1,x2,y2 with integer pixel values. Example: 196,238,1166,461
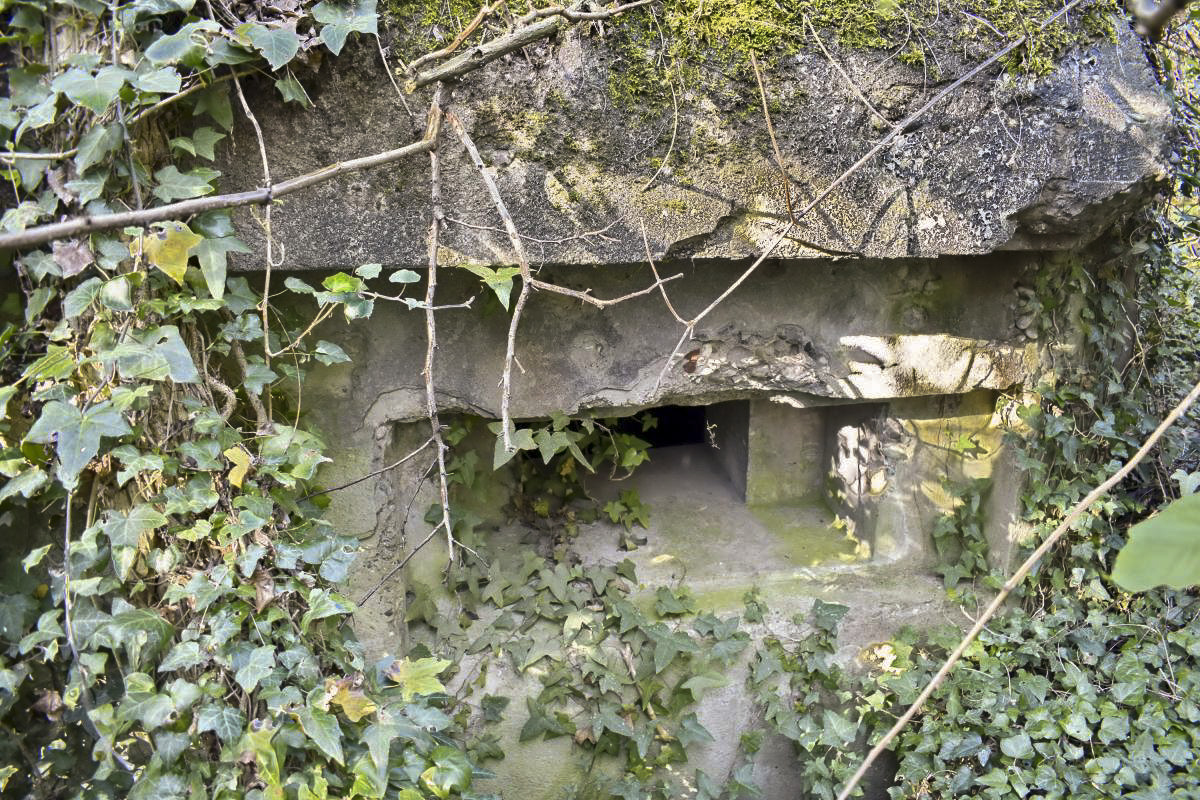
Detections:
0,1,1198,799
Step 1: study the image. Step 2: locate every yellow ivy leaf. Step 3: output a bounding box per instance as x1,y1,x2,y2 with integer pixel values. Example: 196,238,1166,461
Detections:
384,657,450,702
224,446,251,488
142,222,202,284
330,684,376,723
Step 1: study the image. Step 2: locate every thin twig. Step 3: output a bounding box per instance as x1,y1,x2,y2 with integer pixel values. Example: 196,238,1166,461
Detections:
529,273,683,308
109,1,143,210
407,0,653,90
803,14,889,127
355,521,444,608
408,1,499,73
0,136,437,250
422,86,457,564
836,375,1200,800
230,67,276,421
641,219,686,324
642,81,680,191
750,52,794,224
301,436,435,501
445,110,532,454
376,34,415,119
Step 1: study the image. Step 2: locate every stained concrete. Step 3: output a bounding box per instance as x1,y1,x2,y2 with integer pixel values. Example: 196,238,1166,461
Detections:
230,13,1176,799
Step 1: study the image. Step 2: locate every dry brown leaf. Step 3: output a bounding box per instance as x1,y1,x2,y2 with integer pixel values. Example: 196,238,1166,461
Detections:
52,238,94,278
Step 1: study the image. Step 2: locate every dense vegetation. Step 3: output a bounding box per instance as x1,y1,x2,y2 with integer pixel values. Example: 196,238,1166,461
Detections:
0,1,1196,799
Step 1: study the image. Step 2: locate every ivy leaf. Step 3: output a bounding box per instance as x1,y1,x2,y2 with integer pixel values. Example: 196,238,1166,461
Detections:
677,713,714,750
681,670,727,697
0,468,48,504
142,222,203,283
242,360,278,395
243,23,301,71
224,446,252,488
389,269,420,284
190,127,226,161
53,66,129,115
312,0,378,55
461,265,521,309
234,645,275,692
134,67,182,94
1000,731,1034,760
314,340,351,365
275,74,312,107
196,703,245,742
120,672,175,730
300,588,352,633
152,166,218,203
159,641,205,672
297,706,344,765
330,681,376,722
420,746,471,799
1112,494,1200,592
820,709,858,747
145,21,219,66
26,400,131,490
75,124,121,172
194,235,249,299
102,504,167,549
384,657,450,702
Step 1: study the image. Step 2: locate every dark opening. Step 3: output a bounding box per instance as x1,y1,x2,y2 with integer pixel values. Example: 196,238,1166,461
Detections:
615,405,707,448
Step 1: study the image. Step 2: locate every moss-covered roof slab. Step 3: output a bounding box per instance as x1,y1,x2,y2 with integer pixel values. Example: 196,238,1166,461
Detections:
219,12,1170,270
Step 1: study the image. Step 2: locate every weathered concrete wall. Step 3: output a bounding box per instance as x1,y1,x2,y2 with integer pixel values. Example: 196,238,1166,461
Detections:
218,12,1172,799
219,22,1168,271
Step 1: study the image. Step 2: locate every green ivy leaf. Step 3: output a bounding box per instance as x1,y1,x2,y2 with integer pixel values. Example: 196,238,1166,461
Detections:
312,0,378,55
300,589,353,633
1111,494,1200,592
75,124,121,172
26,400,131,490
385,657,450,702
196,703,245,742
134,67,182,94
152,165,218,202
275,74,312,107
53,66,129,115
420,746,471,799
194,235,249,300
243,23,301,71
297,706,345,765
234,645,275,692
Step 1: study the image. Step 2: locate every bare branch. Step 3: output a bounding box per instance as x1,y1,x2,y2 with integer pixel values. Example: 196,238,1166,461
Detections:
750,52,794,224
355,520,444,608
642,81,680,191
445,110,533,454
0,136,436,251
407,0,653,91
529,272,683,308
422,86,458,563
408,1,500,73
300,436,435,501
836,373,1200,800
803,15,890,127
641,219,686,325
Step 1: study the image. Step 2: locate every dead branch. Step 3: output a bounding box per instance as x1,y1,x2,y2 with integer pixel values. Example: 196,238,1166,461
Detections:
750,53,794,224
836,373,1200,800
0,136,436,251
300,436,435,501
641,220,686,325
803,16,889,127
408,1,501,73
528,273,683,307
355,520,445,608
642,81,680,191
229,65,277,420
407,0,653,91
445,110,533,454
421,86,458,564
